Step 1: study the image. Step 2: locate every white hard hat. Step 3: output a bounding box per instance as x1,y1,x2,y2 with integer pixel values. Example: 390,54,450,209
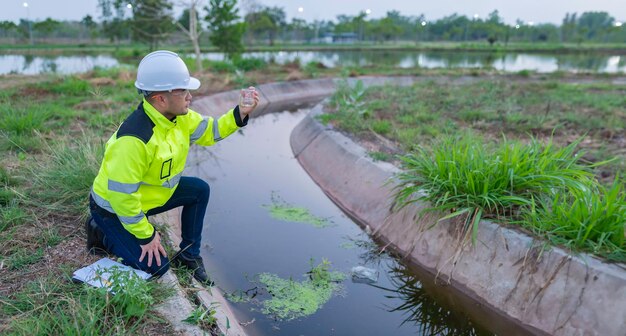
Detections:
134,50,200,92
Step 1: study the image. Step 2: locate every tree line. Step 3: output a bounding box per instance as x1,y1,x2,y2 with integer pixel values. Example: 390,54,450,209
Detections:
1,0,624,53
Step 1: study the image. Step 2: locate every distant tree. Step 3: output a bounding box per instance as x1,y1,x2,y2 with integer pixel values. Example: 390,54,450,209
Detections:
81,15,98,40
245,6,285,45
288,18,311,42
484,10,505,45
33,18,61,40
178,7,199,29
334,15,356,34
17,19,33,42
561,13,577,42
130,0,175,50
577,11,614,41
177,0,204,71
98,0,130,44
376,12,403,42
205,0,246,58
0,21,18,38
353,12,368,41
428,14,468,41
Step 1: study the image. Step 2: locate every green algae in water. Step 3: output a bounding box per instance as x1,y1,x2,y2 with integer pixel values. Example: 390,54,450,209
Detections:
263,192,333,228
257,259,345,321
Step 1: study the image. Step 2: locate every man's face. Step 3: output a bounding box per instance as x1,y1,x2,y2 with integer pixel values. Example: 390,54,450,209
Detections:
164,89,192,117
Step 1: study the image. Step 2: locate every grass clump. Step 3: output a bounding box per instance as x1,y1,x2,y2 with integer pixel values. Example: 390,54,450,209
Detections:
522,179,626,262
0,104,50,152
43,77,93,96
0,201,28,232
394,132,625,259
395,133,593,221
30,138,103,216
7,247,43,270
0,105,50,135
183,304,218,330
233,57,267,71
104,266,162,318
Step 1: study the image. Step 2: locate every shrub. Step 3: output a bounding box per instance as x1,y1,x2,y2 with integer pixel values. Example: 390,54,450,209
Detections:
233,57,267,71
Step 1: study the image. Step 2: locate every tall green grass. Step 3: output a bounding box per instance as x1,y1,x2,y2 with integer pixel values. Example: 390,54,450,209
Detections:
0,105,50,135
0,201,28,233
2,270,172,335
29,138,103,217
522,179,626,261
394,132,625,259
36,77,93,96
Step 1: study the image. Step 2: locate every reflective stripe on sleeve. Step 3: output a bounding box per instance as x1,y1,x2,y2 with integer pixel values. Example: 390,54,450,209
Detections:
213,118,222,142
91,190,145,224
108,179,142,194
118,212,145,224
91,189,115,213
190,118,208,143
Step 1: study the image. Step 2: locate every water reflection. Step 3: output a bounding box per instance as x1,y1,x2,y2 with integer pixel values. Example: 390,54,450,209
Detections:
381,264,494,336
0,54,119,75
195,50,626,73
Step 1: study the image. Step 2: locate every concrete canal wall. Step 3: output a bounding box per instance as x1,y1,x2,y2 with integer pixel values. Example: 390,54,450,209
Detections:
286,78,626,336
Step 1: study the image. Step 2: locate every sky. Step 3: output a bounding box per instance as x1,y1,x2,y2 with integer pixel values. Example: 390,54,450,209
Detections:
1,0,624,25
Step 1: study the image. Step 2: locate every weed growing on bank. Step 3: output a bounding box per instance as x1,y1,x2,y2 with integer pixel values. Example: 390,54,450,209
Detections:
183,304,218,330
394,133,625,261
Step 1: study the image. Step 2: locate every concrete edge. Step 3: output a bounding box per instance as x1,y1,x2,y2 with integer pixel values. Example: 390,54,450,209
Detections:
193,279,248,336
154,271,205,336
287,80,626,336
154,209,247,336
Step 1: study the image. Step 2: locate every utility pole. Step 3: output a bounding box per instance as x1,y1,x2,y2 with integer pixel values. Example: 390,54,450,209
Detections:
23,2,33,45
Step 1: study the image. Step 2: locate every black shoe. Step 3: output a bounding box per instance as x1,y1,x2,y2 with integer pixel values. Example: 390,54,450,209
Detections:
172,251,214,286
85,216,108,256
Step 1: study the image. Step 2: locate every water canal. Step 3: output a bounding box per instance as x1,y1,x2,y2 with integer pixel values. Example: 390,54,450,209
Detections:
183,103,530,335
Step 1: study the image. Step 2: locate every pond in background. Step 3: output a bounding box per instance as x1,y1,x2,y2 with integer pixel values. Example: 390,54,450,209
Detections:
0,54,120,75
202,50,626,73
2,50,625,75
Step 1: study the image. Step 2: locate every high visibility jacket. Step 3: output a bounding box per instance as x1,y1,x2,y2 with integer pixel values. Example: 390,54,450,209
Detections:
91,99,248,244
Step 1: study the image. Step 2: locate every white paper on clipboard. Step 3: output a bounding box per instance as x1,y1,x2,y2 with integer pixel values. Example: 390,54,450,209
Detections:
72,258,151,291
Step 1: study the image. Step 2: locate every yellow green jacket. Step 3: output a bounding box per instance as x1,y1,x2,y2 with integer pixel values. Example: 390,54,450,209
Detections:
91,99,247,244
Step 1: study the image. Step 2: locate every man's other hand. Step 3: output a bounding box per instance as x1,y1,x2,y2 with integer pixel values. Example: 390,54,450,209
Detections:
139,231,167,267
